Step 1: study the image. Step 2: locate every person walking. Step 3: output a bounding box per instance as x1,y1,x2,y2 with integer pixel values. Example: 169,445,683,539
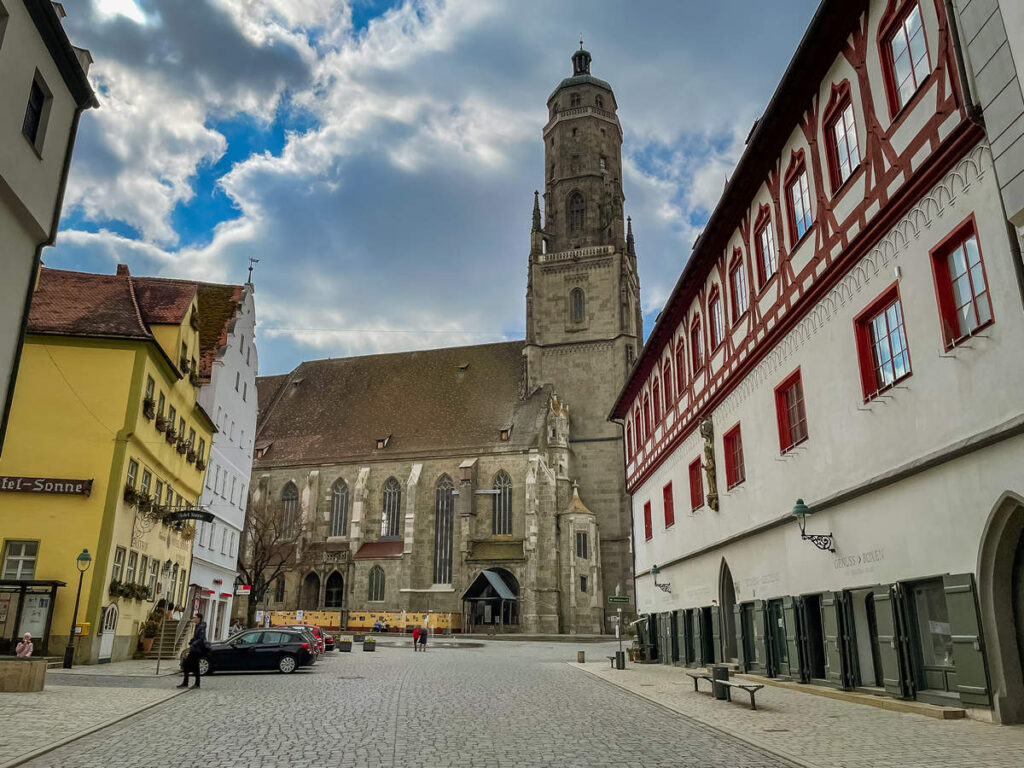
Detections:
412,626,420,651
15,633,33,657
178,613,209,689
418,625,427,653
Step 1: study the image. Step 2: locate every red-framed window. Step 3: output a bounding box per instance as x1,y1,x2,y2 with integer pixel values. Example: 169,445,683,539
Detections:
663,358,674,405
723,423,745,489
785,152,813,243
930,216,993,349
688,458,703,510
652,377,662,424
624,422,633,460
643,500,653,541
675,341,686,393
823,82,860,192
633,408,642,448
729,251,748,323
854,283,912,400
690,316,703,373
708,287,724,350
880,0,930,116
754,206,778,287
642,394,651,437
774,368,808,454
663,482,675,528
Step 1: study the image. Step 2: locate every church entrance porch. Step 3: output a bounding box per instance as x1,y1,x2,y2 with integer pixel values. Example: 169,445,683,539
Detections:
461,569,519,632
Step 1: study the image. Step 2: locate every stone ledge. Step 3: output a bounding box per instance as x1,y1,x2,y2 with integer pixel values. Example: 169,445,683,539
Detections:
0,658,46,692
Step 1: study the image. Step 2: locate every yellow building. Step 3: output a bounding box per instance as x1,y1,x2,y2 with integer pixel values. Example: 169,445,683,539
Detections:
0,265,216,663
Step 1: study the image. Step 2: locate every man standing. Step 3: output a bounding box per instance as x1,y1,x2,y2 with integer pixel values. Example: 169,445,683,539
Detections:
178,613,209,689
412,626,420,651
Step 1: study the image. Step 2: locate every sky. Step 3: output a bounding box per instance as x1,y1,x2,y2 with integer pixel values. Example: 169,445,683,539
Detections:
52,0,821,376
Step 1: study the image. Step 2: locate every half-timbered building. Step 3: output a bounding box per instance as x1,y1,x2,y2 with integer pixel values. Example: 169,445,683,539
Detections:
611,0,1024,723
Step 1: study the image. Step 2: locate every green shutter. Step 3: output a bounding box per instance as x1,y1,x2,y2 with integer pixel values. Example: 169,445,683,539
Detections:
784,596,806,682
662,612,674,666
872,588,908,698
752,600,767,673
943,573,992,708
693,608,704,666
711,605,722,664
674,610,686,666
734,604,746,671
821,591,845,687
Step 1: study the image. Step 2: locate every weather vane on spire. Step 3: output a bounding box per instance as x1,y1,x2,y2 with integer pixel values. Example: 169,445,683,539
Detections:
247,257,260,284
579,34,584,50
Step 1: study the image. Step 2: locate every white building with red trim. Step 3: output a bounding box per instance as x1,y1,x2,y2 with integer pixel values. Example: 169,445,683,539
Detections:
611,0,1024,724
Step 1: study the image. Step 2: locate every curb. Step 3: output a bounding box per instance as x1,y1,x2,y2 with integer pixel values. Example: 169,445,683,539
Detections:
0,687,190,768
567,663,812,768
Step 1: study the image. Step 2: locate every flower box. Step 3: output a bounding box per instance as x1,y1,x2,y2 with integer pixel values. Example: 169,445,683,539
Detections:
179,356,189,372
164,428,177,444
362,638,376,652
123,485,138,505
176,439,188,455
188,371,200,387
155,415,168,433
186,449,197,464
196,458,207,471
142,397,156,420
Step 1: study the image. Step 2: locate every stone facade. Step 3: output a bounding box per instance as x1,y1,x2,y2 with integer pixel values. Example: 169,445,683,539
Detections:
242,50,639,634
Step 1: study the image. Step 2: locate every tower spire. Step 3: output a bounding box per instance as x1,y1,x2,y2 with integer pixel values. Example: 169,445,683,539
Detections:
532,190,542,232
626,216,635,257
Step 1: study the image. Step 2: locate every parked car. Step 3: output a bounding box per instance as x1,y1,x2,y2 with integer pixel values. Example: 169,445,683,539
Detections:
323,632,334,652
193,629,315,675
287,624,325,654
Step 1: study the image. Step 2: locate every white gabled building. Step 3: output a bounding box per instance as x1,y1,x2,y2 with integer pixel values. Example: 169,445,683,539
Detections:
612,0,1024,724
191,281,258,641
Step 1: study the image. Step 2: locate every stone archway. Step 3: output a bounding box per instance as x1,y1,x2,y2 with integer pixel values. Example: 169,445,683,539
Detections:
977,491,1024,723
301,572,320,610
324,571,344,609
719,558,737,662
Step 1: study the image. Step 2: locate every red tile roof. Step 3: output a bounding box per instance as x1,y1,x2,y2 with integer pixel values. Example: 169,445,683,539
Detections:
132,277,196,325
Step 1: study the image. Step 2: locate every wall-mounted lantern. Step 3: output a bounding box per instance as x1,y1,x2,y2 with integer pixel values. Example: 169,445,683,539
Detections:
650,564,671,593
792,498,835,552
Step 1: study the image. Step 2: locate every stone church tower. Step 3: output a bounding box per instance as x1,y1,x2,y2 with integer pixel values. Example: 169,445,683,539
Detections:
525,46,642,614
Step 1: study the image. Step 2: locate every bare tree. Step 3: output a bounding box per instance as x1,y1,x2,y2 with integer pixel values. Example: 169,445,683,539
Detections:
236,500,308,627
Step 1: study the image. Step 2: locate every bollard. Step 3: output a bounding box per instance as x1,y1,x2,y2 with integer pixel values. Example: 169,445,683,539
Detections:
577,650,586,664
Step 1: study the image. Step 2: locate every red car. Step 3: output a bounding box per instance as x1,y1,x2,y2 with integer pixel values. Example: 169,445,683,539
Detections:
288,624,325,654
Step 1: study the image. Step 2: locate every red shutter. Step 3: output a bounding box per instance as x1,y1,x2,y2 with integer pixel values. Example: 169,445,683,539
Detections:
688,458,703,510
643,501,653,541
663,483,674,528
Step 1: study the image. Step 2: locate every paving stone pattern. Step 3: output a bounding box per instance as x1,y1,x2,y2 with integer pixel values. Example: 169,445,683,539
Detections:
18,641,792,768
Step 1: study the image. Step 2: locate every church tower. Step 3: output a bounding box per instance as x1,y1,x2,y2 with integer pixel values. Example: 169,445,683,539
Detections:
525,46,642,621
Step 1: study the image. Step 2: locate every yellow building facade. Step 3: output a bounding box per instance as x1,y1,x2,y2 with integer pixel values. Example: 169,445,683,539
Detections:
0,266,215,663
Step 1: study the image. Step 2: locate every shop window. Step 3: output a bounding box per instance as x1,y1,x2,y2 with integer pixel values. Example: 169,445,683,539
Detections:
929,217,992,349
855,284,912,400
824,82,860,191
643,501,652,541
774,369,808,453
881,1,930,116
729,252,748,323
690,316,703,373
785,151,813,243
662,482,675,528
754,207,778,287
2,540,38,580
688,458,703,510
723,424,745,489
708,287,724,350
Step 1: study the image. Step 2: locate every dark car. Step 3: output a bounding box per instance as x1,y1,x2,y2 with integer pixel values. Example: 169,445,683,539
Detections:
196,628,315,675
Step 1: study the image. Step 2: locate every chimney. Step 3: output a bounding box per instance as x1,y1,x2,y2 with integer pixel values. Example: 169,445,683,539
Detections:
116,264,130,276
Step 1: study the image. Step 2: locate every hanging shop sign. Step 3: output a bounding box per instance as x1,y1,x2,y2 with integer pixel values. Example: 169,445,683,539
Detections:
0,475,92,496
235,584,251,596
164,508,214,523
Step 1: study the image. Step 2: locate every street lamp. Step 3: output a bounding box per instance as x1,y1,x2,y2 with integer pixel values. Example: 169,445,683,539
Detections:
650,564,671,593
62,549,92,668
791,498,835,552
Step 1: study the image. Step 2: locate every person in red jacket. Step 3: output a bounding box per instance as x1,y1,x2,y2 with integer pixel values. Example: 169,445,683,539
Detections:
412,626,420,651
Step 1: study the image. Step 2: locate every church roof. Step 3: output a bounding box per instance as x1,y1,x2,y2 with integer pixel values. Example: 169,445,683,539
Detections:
548,73,613,101
254,340,549,466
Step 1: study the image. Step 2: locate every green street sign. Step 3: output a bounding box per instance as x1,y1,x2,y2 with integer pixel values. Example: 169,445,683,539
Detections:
608,596,631,604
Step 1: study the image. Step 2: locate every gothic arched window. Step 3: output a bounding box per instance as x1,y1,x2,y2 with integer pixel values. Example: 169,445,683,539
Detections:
570,288,585,324
367,566,385,602
433,475,455,584
492,471,513,535
570,92,581,108
568,193,585,233
329,479,348,537
381,477,401,537
281,482,298,535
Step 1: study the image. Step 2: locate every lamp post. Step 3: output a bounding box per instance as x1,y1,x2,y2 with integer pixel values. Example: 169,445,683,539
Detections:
62,549,92,668
791,498,835,552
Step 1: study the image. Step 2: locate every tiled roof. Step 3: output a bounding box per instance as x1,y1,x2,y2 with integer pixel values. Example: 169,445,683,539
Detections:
195,283,244,378
254,341,547,466
28,268,150,339
353,540,404,559
132,277,196,325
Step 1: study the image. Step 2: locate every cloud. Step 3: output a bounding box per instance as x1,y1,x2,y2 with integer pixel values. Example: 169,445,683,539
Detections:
52,0,821,375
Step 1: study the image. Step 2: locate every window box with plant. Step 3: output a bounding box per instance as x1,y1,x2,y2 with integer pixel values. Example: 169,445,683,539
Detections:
164,426,177,444
137,493,153,514
188,370,200,387
186,448,198,464
123,484,139,505
142,397,156,420
179,355,190,372
155,415,168,433
109,579,126,598
176,438,188,455
196,457,207,471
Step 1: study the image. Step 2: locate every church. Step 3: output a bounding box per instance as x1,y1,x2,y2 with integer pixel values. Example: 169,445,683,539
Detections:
244,48,642,634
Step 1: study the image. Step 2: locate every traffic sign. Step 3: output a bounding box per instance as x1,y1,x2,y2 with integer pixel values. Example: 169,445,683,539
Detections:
608,596,631,604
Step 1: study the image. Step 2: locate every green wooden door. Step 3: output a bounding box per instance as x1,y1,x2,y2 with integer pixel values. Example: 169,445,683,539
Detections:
752,600,767,673
693,608,705,666
734,604,746,672
711,605,722,664
943,573,991,707
784,596,806,682
873,587,910,698
821,591,846,687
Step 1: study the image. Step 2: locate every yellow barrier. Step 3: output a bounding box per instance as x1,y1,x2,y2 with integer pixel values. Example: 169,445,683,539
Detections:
346,611,462,634
260,610,344,630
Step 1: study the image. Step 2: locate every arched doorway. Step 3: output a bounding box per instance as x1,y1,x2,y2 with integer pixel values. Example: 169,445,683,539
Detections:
461,568,519,630
301,572,320,610
324,572,344,608
719,559,737,662
978,492,1024,723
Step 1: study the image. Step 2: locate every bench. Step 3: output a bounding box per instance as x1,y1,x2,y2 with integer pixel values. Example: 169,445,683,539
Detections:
606,655,617,668
685,671,764,710
686,671,714,693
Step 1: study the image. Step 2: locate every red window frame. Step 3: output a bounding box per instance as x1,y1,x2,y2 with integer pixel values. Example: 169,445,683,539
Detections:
663,482,675,528
879,0,931,118
651,377,662,424
663,358,673,405
929,215,993,350
854,282,913,400
675,341,686,393
643,500,653,541
754,205,778,288
688,458,703,510
723,423,745,489
642,394,651,437
708,287,724,350
633,409,642,448
690,316,703,373
624,422,633,460
785,150,813,244
729,249,748,324
774,368,808,454
823,81,860,193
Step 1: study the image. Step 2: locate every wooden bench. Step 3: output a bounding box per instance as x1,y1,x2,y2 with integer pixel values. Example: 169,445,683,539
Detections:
685,672,764,710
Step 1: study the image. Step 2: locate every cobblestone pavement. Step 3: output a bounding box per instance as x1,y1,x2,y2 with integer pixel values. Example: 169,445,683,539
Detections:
574,659,1024,768
17,641,794,768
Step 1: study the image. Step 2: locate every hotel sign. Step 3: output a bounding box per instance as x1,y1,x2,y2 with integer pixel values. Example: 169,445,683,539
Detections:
0,475,93,496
